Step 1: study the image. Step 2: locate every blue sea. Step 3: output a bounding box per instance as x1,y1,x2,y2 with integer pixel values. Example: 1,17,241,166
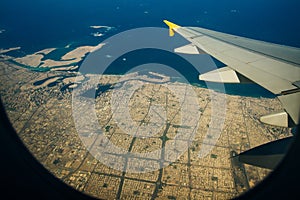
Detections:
1,0,300,97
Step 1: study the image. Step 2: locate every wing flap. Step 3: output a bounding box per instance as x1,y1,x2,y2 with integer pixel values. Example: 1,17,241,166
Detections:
199,67,252,83
260,111,289,127
278,92,300,125
174,44,206,54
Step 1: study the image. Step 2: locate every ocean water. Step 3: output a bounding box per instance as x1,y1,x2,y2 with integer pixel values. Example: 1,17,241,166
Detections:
1,0,299,97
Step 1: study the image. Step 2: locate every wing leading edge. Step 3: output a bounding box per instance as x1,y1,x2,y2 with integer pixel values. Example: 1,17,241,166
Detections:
164,20,300,128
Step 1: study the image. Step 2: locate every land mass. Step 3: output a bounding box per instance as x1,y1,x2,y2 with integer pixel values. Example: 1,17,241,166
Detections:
0,60,291,200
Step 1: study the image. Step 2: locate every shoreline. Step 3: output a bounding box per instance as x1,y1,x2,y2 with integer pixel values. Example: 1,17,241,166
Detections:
5,57,276,99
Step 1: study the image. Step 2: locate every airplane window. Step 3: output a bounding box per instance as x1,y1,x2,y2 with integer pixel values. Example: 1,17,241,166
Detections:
0,1,299,199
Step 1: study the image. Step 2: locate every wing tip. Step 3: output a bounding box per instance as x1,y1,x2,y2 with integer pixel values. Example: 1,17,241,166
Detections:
163,20,181,37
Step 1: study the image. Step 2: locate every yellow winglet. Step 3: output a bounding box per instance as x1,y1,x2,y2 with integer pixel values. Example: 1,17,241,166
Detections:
163,20,181,37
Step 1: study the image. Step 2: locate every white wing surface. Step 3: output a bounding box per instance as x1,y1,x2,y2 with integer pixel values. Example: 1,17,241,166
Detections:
164,20,300,127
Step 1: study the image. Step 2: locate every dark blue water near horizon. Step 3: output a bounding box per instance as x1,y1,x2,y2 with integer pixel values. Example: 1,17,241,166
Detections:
0,0,299,98
1,0,300,53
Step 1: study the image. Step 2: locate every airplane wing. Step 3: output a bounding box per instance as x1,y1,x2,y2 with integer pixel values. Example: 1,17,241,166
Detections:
237,136,293,169
164,20,300,128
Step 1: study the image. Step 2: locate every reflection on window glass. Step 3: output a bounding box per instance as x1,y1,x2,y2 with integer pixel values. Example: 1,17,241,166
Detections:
0,1,298,199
